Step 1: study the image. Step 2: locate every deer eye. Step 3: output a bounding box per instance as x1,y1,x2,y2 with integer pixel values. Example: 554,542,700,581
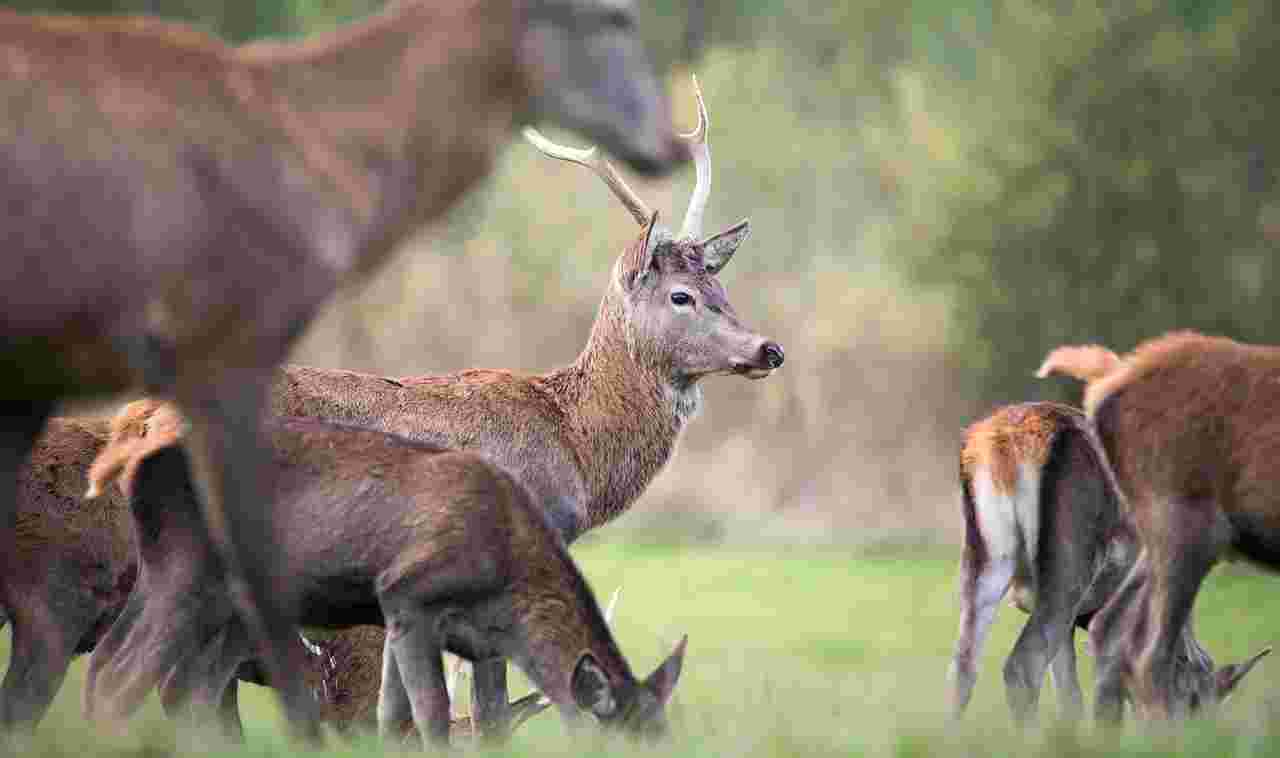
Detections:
670,291,694,307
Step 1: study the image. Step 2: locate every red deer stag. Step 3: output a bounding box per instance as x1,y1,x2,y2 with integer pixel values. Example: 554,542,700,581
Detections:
0,0,686,732
0,410,406,733
268,75,781,737
1038,334,1272,721
84,401,688,746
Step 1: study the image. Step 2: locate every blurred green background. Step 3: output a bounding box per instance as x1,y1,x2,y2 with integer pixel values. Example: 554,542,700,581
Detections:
5,0,1280,754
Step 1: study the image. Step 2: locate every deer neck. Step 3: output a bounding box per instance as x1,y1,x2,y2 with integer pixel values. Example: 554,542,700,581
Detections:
239,0,526,268
509,556,637,706
550,296,698,532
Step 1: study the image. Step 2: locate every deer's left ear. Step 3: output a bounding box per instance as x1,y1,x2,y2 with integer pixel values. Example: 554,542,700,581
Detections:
699,219,750,275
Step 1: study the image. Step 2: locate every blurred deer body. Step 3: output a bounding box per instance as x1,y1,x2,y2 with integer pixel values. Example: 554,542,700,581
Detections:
84,402,687,746
1038,334,1271,721
0,413,384,733
951,402,1137,721
0,0,684,732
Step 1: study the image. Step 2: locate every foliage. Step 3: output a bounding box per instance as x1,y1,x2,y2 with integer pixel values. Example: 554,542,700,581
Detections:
872,0,1280,404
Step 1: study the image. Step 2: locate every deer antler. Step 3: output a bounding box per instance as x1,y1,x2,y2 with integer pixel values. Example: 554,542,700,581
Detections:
522,127,652,227
677,74,710,241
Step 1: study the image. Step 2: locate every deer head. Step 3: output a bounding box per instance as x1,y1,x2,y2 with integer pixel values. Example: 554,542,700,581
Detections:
522,0,685,176
570,635,687,742
524,76,784,397
1155,642,1270,719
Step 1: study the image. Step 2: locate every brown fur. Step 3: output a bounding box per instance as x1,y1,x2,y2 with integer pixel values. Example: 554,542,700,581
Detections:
953,402,1140,721
0,413,386,731
1039,334,1271,721
83,404,686,746
0,1,684,733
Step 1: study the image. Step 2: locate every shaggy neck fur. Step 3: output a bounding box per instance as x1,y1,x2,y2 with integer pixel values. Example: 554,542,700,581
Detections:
547,290,693,531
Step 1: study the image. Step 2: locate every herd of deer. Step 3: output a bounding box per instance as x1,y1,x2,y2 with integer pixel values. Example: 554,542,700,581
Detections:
0,0,1273,750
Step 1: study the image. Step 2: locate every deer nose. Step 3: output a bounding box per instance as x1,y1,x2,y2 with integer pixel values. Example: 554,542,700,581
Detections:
761,342,785,369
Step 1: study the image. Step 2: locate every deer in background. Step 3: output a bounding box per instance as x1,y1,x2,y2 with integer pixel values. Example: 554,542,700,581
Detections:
0,412,391,733
269,76,782,737
0,0,686,732
83,400,687,747
951,402,1135,721
1038,335,1271,722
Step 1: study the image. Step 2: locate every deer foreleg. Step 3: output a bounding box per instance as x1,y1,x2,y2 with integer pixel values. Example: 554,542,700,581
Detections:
471,659,511,741
383,605,450,747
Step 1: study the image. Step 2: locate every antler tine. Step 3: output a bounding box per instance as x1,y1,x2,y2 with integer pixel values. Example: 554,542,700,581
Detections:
522,127,652,227
677,74,711,241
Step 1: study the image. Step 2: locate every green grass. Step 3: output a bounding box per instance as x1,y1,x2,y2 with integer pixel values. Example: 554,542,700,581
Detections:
6,541,1280,756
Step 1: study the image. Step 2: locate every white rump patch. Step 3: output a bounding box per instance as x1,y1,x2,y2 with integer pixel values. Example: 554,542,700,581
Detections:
972,462,1041,569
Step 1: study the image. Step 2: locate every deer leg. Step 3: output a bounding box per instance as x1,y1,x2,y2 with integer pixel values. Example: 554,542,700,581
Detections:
1090,552,1151,725
1006,517,1096,723
377,630,414,739
949,554,1014,718
84,582,147,720
383,605,451,747
1133,498,1218,720
471,659,511,741
0,400,50,608
176,380,317,740
1047,627,1083,719
218,680,244,742
0,600,78,730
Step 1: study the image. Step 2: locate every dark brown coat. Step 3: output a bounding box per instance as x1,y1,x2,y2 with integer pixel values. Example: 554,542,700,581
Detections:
83,402,686,746
0,411,385,731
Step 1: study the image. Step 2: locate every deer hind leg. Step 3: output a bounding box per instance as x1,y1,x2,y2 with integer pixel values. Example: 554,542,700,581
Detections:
1048,628,1083,719
1132,497,1219,720
949,552,1015,718
1006,504,1098,722
1089,551,1151,725
0,596,80,730
159,621,251,741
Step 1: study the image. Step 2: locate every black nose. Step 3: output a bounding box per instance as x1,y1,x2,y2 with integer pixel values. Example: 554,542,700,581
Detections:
761,342,785,369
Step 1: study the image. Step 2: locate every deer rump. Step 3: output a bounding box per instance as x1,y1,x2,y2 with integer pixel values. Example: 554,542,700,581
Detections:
951,402,1130,720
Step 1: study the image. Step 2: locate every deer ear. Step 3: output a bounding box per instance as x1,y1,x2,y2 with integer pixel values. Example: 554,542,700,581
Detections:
1215,647,1270,700
571,652,617,718
698,219,749,275
619,211,661,291
643,635,687,706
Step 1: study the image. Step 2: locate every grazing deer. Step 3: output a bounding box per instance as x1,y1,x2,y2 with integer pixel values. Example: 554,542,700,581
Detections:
84,401,688,746
0,0,686,731
0,411,392,732
1038,334,1272,721
270,77,781,736
951,402,1136,721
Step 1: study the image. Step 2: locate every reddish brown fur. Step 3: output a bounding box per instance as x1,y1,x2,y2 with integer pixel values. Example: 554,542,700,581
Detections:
1040,334,1272,720
960,404,1061,497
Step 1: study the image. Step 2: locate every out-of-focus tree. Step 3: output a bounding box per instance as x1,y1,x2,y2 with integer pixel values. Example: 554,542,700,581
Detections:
876,0,1280,405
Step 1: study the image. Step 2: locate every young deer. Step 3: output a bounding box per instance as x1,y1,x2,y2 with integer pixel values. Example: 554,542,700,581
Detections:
84,400,688,746
951,402,1136,721
0,0,685,730
269,77,780,735
1038,334,1272,722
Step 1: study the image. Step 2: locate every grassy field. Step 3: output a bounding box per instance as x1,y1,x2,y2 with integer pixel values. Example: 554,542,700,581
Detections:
6,539,1280,757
